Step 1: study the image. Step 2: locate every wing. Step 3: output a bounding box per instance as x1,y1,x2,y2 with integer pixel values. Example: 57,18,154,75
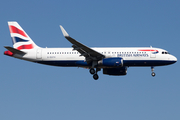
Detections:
60,25,105,64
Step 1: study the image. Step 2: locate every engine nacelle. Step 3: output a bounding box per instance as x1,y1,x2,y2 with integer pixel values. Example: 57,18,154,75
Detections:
103,67,127,76
100,58,123,67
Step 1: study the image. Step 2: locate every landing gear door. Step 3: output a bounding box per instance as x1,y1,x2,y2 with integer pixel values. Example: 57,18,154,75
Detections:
36,49,42,59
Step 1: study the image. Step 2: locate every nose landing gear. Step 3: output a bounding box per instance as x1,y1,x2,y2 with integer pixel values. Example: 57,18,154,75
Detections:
151,72,156,77
151,66,156,77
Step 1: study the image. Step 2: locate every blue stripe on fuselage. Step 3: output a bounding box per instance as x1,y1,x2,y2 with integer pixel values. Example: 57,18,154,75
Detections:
35,60,176,67
123,60,176,66
36,60,90,67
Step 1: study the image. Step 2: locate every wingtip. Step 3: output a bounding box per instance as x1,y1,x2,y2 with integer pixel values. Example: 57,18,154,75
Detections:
60,25,69,37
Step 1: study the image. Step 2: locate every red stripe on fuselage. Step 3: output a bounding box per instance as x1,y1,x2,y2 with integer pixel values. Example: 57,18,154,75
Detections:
9,25,27,38
16,44,33,50
138,49,158,52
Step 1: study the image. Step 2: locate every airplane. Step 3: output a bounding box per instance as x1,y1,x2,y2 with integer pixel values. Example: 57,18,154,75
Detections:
4,21,177,80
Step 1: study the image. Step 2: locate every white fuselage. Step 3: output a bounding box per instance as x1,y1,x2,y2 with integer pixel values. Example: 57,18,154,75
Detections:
14,47,177,68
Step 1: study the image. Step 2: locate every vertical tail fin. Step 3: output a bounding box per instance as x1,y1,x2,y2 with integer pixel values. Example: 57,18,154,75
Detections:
8,21,40,50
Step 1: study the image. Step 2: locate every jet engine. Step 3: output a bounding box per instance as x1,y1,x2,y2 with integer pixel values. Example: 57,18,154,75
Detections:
99,58,123,67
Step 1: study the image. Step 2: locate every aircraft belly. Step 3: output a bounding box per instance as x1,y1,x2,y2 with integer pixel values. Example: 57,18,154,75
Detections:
36,60,90,67
123,60,176,66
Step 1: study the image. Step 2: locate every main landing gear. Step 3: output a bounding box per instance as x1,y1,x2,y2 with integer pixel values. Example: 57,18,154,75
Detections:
90,68,100,80
151,66,156,77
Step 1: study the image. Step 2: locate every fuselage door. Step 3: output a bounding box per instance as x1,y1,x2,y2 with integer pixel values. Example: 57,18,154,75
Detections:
36,49,42,59
150,51,156,58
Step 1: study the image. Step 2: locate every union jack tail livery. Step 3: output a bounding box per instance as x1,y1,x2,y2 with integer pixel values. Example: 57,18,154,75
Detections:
8,22,39,50
4,22,40,57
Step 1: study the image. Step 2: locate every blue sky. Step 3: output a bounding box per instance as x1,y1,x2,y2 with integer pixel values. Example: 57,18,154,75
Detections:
1,0,180,120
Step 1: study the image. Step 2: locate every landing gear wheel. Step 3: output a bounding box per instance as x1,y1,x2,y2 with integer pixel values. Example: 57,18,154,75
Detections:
90,68,95,74
93,74,99,80
151,66,156,77
151,72,156,77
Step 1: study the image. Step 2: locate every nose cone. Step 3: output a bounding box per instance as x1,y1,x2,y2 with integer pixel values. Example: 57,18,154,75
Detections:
173,56,177,62
171,55,177,64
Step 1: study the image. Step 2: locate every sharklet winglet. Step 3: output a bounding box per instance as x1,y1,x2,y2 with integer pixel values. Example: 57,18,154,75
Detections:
60,25,69,37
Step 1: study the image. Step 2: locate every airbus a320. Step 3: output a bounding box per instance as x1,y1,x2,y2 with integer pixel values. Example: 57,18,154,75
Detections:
4,22,177,80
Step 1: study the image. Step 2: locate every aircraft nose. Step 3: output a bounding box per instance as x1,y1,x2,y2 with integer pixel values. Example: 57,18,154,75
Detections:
174,56,177,62
171,55,177,63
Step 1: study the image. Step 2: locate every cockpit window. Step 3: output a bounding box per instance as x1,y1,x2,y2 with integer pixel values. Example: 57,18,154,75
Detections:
162,51,169,54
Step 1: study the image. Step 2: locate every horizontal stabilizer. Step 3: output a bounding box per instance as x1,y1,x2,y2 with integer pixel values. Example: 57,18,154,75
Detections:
4,46,26,55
